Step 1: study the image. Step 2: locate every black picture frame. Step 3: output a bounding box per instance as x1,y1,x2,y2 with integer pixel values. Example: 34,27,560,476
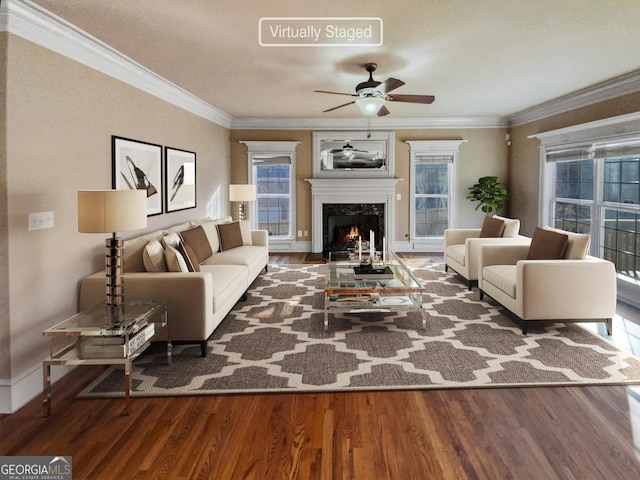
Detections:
112,136,163,216
165,146,196,213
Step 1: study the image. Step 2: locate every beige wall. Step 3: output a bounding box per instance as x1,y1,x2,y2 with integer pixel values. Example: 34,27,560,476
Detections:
231,128,510,245
3,33,230,406
1,32,9,381
510,92,640,236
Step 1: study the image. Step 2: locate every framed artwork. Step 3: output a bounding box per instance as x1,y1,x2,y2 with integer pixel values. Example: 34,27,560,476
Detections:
165,147,196,212
112,136,163,216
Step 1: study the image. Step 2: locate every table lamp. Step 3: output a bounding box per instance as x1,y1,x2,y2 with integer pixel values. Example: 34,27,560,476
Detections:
229,184,256,221
78,189,147,322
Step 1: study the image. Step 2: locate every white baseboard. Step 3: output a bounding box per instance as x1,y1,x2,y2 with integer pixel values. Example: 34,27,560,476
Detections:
0,362,75,414
269,240,312,252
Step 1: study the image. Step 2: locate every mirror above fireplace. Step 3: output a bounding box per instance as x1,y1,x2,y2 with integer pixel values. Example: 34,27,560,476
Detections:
312,131,395,178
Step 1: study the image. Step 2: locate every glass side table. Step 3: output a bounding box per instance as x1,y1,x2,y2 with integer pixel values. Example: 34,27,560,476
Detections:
42,299,170,417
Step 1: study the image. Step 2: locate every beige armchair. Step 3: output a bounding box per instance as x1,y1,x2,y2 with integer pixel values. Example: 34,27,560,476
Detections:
478,233,617,334
444,216,529,289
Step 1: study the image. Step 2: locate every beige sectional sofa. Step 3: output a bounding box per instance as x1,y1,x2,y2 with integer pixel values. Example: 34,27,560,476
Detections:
79,217,268,356
478,227,617,334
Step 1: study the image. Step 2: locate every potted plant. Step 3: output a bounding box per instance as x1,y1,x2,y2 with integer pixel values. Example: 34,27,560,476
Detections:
466,176,511,215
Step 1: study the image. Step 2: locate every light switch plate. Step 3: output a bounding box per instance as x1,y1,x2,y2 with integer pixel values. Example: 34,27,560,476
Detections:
28,211,54,231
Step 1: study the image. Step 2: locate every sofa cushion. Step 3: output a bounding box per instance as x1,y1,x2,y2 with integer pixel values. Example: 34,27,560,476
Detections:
483,265,517,298
479,216,506,238
218,221,243,251
527,227,569,260
544,227,590,259
239,220,253,246
446,244,466,266
143,239,167,272
165,245,190,272
493,215,520,238
180,225,213,263
200,264,249,311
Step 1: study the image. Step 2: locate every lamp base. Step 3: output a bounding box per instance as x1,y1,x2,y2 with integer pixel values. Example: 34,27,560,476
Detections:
105,235,124,324
238,202,248,221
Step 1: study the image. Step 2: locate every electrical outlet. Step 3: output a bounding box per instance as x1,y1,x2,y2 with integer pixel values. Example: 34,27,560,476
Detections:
297,230,303,237
396,193,401,201
303,230,308,237
28,211,54,231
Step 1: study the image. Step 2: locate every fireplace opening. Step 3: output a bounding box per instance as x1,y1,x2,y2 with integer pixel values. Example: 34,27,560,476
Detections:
322,203,384,256
328,214,378,252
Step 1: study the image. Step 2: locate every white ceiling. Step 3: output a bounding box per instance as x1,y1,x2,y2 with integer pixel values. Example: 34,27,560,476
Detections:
28,0,640,121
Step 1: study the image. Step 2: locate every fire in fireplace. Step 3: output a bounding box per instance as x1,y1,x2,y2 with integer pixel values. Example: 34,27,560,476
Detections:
323,203,384,256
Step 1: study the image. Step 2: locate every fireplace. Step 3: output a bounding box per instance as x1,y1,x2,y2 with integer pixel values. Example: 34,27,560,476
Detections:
306,178,401,254
323,203,384,255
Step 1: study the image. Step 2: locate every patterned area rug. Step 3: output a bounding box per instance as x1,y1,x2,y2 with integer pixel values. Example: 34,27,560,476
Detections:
77,260,640,398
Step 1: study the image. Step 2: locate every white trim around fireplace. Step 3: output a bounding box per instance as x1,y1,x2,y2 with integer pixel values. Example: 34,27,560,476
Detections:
306,178,402,254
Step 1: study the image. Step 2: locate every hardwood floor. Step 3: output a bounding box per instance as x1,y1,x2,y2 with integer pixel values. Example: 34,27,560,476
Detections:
2,253,640,479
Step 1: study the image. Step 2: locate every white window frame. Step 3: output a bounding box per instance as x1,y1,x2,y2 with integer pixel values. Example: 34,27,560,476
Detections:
240,141,300,244
406,140,466,251
532,112,640,308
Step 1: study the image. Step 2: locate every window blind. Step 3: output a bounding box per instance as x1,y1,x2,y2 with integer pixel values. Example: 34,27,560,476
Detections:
415,154,454,163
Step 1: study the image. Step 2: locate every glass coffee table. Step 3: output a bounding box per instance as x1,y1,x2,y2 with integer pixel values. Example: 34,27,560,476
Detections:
324,252,426,328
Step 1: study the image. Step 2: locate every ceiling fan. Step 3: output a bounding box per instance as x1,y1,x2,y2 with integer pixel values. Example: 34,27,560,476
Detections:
314,63,435,116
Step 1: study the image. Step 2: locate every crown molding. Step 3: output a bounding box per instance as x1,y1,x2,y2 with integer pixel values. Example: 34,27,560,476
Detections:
529,111,640,146
230,116,509,130
1,0,232,128
509,69,640,127
4,0,638,132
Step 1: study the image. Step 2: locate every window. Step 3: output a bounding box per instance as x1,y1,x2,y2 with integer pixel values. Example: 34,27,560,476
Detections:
536,114,640,308
547,143,640,282
407,140,465,250
414,160,450,236
240,141,299,241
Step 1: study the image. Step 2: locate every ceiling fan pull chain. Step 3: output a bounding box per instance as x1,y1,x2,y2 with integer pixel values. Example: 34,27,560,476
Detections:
367,117,372,138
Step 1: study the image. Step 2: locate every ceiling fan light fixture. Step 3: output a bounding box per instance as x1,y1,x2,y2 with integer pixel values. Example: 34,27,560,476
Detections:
355,95,386,116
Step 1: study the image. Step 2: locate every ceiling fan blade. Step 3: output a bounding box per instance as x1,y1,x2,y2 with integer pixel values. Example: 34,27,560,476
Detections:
323,101,355,113
376,77,405,94
314,90,358,97
387,94,435,104
377,105,390,117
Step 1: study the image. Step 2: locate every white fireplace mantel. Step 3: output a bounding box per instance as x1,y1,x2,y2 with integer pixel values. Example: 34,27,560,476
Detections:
306,178,402,253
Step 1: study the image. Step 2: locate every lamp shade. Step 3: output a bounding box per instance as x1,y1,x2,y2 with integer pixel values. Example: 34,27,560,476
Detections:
355,95,386,116
229,184,256,202
78,189,147,233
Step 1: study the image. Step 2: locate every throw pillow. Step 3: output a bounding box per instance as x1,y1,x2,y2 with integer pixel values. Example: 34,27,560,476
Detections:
527,227,569,260
180,225,213,263
143,239,167,272
179,241,200,272
218,221,243,251
479,216,506,238
161,231,181,249
492,215,520,238
544,227,590,259
165,245,189,272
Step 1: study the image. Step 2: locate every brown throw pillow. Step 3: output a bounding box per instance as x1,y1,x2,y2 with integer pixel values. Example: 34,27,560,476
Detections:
218,221,244,251
176,241,199,272
479,216,506,238
180,226,213,263
527,227,569,260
